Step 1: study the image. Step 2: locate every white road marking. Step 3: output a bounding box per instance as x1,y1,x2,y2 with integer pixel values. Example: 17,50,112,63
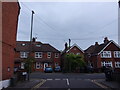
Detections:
68,88,71,90
63,78,67,80
91,80,108,89
47,79,53,80
55,79,61,80
66,78,70,86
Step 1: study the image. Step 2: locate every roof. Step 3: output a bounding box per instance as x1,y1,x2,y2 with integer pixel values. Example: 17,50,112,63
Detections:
16,41,60,52
66,43,84,53
85,40,120,55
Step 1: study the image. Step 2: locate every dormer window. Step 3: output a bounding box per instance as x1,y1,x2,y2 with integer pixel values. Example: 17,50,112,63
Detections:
101,51,111,58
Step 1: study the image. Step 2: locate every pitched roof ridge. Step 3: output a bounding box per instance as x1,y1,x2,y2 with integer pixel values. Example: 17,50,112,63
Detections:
66,43,84,53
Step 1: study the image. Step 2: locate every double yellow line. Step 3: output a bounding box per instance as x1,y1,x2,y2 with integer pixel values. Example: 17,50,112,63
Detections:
31,79,46,90
91,80,111,90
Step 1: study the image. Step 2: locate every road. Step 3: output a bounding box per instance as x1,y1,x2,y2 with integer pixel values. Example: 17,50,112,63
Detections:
30,72,107,89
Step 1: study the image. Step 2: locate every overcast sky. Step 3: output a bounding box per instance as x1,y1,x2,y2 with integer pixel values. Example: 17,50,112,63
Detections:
17,1,118,50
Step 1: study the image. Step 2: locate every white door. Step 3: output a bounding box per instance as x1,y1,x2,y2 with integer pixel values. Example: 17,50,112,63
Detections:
44,63,48,70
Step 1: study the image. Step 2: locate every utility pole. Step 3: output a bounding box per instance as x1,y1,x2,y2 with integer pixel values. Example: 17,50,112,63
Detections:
30,10,35,41
27,10,35,81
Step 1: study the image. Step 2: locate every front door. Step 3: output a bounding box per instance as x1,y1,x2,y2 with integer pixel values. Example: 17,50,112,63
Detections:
44,63,48,70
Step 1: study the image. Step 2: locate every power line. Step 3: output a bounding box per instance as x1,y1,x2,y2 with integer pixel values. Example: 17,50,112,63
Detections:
20,2,67,38
19,2,118,42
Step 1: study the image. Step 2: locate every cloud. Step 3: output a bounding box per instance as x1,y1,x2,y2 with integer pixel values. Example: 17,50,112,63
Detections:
17,2,118,50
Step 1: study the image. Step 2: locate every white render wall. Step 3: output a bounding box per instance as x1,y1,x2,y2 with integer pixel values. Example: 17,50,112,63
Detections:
0,79,10,89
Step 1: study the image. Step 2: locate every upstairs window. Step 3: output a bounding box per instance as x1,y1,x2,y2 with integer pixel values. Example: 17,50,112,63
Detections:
101,51,111,58
47,52,51,58
115,62,120,68
20,52,28,58
76,53,80,55
114,51,120,58
55,53,59,58
35,52,42,58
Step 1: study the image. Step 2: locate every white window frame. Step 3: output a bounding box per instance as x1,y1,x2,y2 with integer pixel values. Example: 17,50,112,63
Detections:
114,51,120,58
101,51,111,58
101,61,113,67
21,62,25,69
36,62,42,69
55,53,59,58
76,53,80,55
20,52,28,58
35,52,42,58
115,62,120,68
47,52,51,58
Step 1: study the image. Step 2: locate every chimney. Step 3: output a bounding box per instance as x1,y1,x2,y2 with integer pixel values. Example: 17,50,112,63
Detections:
104,37,109,44
95,42,99,46
69,39,71,48
65,42,68,51
32,37,36,42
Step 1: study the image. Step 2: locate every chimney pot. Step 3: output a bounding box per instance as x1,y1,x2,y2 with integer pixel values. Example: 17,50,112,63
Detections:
95,42,99,46
104,37,109,43
32,37,36,42
65,42,68,51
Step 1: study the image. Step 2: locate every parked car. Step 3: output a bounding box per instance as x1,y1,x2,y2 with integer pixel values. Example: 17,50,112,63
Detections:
54,66,61,72
44,67,53,73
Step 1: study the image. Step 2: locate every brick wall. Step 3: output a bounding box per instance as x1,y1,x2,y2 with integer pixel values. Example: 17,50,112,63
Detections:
2,2,20,80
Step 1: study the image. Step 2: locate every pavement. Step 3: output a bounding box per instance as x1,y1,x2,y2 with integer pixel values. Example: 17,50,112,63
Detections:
95,79,120,89
6,79,43,89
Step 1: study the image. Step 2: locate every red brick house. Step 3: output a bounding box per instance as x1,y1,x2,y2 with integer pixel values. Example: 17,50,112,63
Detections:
66,43,84,55
61,43,84,71
85,37,120,72
1,1,20,88
15,39,61,72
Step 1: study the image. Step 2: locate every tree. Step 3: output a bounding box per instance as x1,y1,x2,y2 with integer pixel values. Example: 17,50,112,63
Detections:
24,56,35,81
64,53,86,72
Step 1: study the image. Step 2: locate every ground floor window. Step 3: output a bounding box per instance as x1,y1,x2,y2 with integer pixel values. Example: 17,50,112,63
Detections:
101,61,112,67
36,62,42,69
21,62,25,69
115,62,120,68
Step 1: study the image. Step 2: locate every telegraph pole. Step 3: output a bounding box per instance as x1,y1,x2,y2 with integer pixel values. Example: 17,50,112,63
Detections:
27,10,35,81
30,10,35,41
